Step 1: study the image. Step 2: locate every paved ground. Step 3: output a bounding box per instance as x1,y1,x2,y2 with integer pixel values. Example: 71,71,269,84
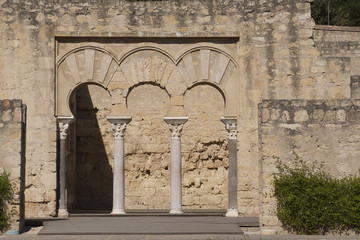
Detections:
0,215,359,239
1,233,360,240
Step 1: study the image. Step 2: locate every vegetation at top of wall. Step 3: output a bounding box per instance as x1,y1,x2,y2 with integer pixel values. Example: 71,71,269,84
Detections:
311,0,360,26
273,154,360,235
0,172,12,233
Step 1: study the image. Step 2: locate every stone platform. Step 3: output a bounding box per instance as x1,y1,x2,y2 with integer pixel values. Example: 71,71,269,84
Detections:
36,215,258,235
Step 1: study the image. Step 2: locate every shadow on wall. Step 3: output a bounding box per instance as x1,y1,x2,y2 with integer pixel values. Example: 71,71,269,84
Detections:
69,85,113,212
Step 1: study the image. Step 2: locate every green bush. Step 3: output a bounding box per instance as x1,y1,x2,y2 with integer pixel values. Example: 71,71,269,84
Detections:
0,171,12,233
273,155,360,235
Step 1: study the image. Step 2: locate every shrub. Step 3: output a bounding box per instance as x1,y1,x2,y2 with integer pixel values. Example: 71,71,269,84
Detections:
273,155,360,235
0,171,12,233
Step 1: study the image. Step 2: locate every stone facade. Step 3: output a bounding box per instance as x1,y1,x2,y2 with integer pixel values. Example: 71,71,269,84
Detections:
0,0,359,234
260,99,360,233
0,99,25,233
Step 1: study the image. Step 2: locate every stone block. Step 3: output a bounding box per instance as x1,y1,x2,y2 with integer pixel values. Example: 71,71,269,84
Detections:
336,109,346,123
294,109,309,122
40,173,57,189
312,109,324,121
25,188,45,203
2,109,12,122
2,99,10,108
170,96,184,106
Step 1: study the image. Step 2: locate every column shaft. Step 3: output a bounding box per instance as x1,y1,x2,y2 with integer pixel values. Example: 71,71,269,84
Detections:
107,116,131,215
57,117,73,218
164,117,188,214
112,136,125,214
59,138,66,211
228,137,238,210
170,137,182,213
221,118,239,217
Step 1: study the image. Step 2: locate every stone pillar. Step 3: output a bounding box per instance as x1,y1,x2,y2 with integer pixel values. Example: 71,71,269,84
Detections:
221,117,238,217
106,116,132,214
164,117,188,214
57,116,73,218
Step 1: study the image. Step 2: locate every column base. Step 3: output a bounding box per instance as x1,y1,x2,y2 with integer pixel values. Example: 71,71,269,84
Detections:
169,209,183,214
225,209,238,217
111,209,126,215
58,209,69,218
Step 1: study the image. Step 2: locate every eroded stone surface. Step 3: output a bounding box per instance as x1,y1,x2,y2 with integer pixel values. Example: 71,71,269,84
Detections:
0,0,360,235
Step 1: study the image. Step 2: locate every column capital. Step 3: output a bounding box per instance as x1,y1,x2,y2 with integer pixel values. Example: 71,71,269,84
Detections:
221,117,237,139
164,117,188,139
106,116,132,139
57,116,74,140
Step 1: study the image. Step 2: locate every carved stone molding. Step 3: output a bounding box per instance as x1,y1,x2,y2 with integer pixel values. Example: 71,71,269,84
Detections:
106,116,132,139
57,116,74,140
112,123,127,139
221,117,237,140
164,117,188,139
168,124,184,139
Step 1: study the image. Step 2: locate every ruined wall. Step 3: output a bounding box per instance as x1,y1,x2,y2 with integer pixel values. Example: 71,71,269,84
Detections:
260,99,360,233
314,26,360,98
0,0,244,217
1,0,359,221
0,99,25,233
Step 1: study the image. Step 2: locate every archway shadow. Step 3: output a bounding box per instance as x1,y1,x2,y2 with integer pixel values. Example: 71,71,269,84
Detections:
69,85,113,212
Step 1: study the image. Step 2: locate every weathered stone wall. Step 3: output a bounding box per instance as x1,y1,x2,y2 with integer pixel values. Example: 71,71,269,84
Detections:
260,99,360,233
0,99,25,233
0,0,359,224
67,78,229,211
314,25,360,98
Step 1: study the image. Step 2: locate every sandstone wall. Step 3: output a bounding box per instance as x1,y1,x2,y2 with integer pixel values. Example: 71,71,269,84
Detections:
0,99,25,233
260,99,360,233
65,59,230,211
0,0,359,221
314,25,360,98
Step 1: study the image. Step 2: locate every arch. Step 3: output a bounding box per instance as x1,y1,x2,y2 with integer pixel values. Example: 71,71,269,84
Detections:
182,83,228,210
175,43,238,67
185,82,228,110
125,82,172,209
118,48,176,90
174,46,237,88
57,46,119,66
68,83,113,211
125,81,170,108
56,47,118,117
68,82,111,116
118,44,176,65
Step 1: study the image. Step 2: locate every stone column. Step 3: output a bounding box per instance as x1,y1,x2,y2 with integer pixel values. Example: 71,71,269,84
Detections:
106,116,132,214
221,117,238,217
164,117,188,214
57,116,73,218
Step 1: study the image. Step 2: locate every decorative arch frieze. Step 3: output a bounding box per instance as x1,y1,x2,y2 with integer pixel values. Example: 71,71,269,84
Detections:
176,48,237,87
56,43,239,117
118,50,175,88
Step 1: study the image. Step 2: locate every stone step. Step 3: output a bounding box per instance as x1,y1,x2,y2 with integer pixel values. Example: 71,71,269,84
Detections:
38,216,255,235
